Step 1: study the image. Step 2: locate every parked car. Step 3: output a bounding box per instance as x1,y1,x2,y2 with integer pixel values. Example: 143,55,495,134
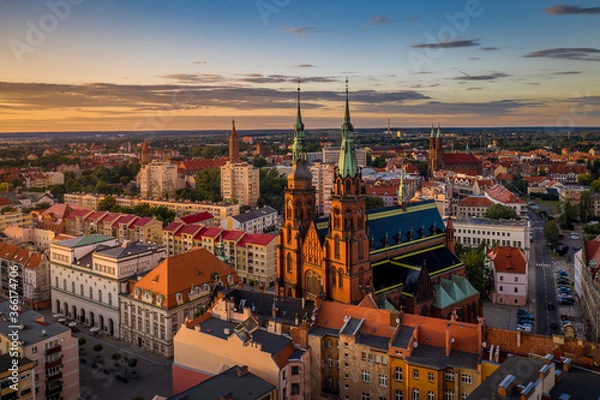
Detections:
557,270,568,277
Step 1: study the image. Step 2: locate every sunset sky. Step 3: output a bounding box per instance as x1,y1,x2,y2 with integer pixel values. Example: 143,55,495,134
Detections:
0,0,599,132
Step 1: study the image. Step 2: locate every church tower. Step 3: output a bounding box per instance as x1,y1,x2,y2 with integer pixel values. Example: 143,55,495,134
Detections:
278,85,317,298
428,123,444,178
141,140,150,165
228,118,240,161
325,80,371,304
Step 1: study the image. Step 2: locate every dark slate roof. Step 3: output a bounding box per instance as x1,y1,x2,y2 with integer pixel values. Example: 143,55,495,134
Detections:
392,326,415,349
288,349,306,361
316,200,445,252
340,317,363,336
197,317,238,340
468,355,547,399
550,365,600,400
405,344,479,370
356,333,390,351
169,365,276,400
396,245,463,275
233,206,277,223
252,329,293,356
0,302,70,345
0,354,33,372
94,242,161,259
224,289,314,326
309,326,340,337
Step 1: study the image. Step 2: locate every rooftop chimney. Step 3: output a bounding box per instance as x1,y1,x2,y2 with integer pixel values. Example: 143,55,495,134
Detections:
497,375,516,397
236,365,249,377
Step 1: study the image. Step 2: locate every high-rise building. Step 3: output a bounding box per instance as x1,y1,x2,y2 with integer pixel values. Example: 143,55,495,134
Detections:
220,161,260,207
137,160,179,199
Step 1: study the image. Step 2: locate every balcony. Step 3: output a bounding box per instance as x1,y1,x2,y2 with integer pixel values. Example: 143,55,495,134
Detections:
45,345,61,355
46,371,62,382
46,359,63,369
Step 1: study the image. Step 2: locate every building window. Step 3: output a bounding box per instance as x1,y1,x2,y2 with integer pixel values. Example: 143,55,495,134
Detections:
394,367,403,382
292,366,299,375
361,394,370,400
413,369,419,379
108,293,112,306
413,388,419,400
379,374,387,387
499,286,503,292
361,351,367,361
328,356,333,368
71,282,75,293
514,287,518,293
89,287,93,299
461,374,472,384
98,290,103,303
461,394,468,400
395,391,403,400
361,370,370,383
445,371,455,382
427,392,434,400
428,372,434,383
291,383,300,395
334,235,341,259
500,276,504,281
444,390,455,400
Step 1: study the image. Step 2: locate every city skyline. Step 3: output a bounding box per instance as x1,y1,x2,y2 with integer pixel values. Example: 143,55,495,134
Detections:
0,0,599,132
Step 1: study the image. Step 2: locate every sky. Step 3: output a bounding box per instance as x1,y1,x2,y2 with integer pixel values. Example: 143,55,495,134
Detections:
0,0,599,133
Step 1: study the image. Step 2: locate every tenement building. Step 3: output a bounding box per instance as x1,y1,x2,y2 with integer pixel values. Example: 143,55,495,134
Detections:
50,235,165,337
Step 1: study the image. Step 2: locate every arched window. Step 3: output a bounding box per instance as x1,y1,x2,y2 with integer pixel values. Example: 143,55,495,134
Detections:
338,269,344,288
358,235,364,260
89,287,93,299
306,270,323,295
98,290,103,303
71,282,75,293
63,279,66,290
345,179,351,194
287,224,292,244
355,178,360,195
334,235,341,259
108,293,113,306
287,253,293,274
80,284,84,296
333,208,341,230
55,277,58,288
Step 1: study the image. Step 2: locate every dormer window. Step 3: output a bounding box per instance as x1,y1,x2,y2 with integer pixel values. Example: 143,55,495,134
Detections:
156,294,164,306
134,287,141,299
175,292,183,304
144,290,153,303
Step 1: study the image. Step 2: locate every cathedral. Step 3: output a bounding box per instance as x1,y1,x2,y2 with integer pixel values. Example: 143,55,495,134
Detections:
277,82,482,322
428,125,483,177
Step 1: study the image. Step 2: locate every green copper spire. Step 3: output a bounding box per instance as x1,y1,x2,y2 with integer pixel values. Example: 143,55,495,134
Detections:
291,83,306,163
436,123,442,138
466,140,470,154
430,123,435,138
338,79,358,178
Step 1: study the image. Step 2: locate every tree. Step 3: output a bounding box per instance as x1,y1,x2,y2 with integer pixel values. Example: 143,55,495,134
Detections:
591,179,600,193
580,190,592,223
544,220,560,248
97,196,120,212
461,243,491,295
93,344,103,352
78,337,86,346
558,199,578,228
577,174,594,186
253,157,268,168
128,358,138,368
365,196,384,210
486,204,518,220
257,168,287,213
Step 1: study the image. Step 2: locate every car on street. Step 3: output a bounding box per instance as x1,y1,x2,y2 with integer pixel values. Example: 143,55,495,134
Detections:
547,302,554,310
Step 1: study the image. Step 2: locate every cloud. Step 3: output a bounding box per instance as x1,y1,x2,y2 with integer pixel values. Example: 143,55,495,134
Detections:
551,71,582,75
285,27,322,36
296,64,316,68
236,74,338,84
411,39,479,49
454,72,510,81
480,47,499,51
524,47,600,61
545,5,600,15
192,61,207,65
369,16,394,25
356,99,544,115
159,73,223,83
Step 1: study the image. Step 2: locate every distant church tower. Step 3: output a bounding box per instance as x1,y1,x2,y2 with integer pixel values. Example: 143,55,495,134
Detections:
325,79,371,303
229,118,240,161
428,124,444,178
141,140,150,165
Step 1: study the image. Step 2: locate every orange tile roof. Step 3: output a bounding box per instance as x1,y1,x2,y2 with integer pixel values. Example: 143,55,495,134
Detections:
485,184,524,204
131,248,239,309
488,246,527,274
458,196,494,207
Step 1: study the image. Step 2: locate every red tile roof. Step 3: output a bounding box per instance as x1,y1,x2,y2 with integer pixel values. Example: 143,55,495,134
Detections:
163,222,184,233
458,196,494,207
488,246,527,274
485,184,524,204
179,211,214,224
130,217,154,227
444,153,480,164
196,227,222,239
221,230,245,241
245,233,277,246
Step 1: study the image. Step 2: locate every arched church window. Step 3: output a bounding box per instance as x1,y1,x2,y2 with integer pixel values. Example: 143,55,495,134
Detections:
287,253,293,274
357,235,363,260
333,208,341,230
338,269,343,288
287,223,292,244
334,235,341,259
331,268,336,287
306,270,323,295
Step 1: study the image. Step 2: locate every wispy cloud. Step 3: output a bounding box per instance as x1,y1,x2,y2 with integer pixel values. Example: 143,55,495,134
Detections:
236,74,337,84
192,61,207,65
524,47,600,61
454,72,510,81
285,27,322,36
545,5,600,15
295,64,317,68
411,39,479,49
551,71,582,75
159,73,224,83
369,16,394,25
480,47,499,51
357,99,544,115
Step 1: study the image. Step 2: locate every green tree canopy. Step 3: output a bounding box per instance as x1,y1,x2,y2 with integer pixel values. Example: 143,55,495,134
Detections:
544,220,560,248
577,174,594,186
257,168,287,213
486,204,518,220
365,196,384,210
461,243,492,295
